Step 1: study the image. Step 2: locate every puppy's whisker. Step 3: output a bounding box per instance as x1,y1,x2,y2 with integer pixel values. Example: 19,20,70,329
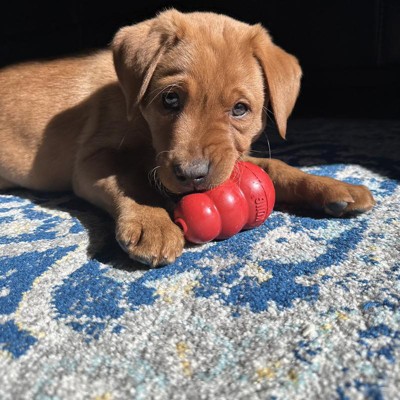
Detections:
263,106,276,127
208,182,220,191
263,105,274,117
148,166,175,198
263,131,272,159
118,134,126,149
146,87,167,108
155,150,171,161
237,153,246,161
147,84,172,99
250,149,269,154
148,165,160,186
260,107,274,159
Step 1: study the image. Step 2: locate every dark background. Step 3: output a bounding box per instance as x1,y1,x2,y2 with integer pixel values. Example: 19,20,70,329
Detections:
1,0,399,119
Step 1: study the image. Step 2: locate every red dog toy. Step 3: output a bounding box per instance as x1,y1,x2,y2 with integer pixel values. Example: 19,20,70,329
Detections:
174,161,275,244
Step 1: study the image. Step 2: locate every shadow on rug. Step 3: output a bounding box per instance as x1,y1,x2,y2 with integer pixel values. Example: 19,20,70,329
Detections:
0,118,399,399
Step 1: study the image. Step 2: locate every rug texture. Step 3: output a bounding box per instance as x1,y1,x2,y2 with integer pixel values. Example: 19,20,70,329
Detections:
0,118,399,400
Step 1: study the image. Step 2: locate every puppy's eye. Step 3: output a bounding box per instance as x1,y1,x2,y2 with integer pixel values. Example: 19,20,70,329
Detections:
231,102,249,117
162,92,180,111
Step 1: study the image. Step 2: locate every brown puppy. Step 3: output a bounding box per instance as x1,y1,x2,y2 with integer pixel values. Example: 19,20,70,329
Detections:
0,9,375,266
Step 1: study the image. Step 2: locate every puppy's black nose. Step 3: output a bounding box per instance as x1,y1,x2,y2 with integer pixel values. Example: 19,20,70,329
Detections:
173,160,210,185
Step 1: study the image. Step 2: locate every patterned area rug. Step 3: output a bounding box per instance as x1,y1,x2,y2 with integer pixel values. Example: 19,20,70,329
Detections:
1,119,399,400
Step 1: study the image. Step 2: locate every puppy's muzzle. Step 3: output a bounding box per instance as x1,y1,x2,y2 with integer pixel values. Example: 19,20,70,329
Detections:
172,159,210,191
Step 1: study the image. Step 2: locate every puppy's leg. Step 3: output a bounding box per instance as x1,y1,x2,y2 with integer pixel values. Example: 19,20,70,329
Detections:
245,156,375,216
73,149,184,267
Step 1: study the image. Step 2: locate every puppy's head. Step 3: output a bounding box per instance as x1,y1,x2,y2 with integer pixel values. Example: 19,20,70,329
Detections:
113,9,301,193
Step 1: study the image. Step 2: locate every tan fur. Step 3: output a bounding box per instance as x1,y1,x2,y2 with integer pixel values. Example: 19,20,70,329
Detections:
0,9,375,266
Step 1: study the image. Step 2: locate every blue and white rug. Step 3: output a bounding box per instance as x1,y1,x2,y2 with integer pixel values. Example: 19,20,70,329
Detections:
1,119,399,399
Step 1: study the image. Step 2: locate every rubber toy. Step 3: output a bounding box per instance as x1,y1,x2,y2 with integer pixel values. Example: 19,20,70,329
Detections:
174,161,275,244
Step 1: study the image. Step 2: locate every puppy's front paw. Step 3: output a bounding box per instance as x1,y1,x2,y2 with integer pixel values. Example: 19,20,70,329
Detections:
308,177,376,217
324,183,376,217
116,207,185,267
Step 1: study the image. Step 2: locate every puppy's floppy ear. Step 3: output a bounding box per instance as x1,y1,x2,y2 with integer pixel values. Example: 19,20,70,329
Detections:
251,25,302,138
112,9,185,120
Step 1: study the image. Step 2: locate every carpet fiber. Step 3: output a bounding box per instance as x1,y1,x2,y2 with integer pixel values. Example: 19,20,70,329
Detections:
0,119,399,399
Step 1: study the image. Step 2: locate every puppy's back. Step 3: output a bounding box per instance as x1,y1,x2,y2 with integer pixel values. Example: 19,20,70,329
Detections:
0,50,117,190
0,50,116,124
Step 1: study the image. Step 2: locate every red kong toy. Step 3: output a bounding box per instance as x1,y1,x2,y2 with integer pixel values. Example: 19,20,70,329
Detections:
174,161,275,244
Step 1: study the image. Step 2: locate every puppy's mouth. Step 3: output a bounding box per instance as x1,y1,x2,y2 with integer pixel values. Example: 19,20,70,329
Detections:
174,179,210,193
152,151,239,197
158,178,212,197
153,164,228,198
